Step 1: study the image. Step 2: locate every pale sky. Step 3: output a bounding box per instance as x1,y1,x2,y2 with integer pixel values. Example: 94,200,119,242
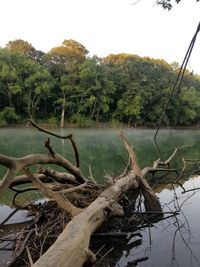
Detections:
0,0,200,73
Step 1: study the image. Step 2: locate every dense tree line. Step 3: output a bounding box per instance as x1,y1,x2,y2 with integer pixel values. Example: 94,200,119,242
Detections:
0,39,200,127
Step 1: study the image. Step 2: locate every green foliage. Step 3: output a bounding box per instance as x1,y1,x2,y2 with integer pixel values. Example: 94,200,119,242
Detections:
0,40,200,127
46,39,88,69
0,48,54,119
0,107,20,124
0,118,7,127
69,114,93,127
46,116,58,127
78,58,116,121
6,39,44,61
110,118,122,128
178,87,200,124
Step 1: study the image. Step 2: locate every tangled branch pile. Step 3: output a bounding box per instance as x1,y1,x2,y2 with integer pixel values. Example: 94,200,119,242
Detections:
0,121,182,267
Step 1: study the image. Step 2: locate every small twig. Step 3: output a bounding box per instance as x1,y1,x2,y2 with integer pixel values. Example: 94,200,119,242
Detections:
10,186,39,204
26,245,33,266
162,147,178,165
96,247,114,265
94,244,105,257
118,155,131,179
131,211,179,215
68,135,80,168
181,187,200,194
44,138,55,158
128,256,149,266
88,165,96,184
0,208,21,225
118,154,131,171
8,229,34,267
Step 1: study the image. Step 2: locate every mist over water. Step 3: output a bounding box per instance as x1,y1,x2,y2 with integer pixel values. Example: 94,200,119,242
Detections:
0,127,200,266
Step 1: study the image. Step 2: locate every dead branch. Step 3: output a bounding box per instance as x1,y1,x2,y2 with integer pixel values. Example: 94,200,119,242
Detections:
1,131,166,267
69,135,80,168
0,140,87,199
33,171,139,267
12,172,76,186
120,132,162,212
27,119,72,140
0,208,21,225
26,245,34,266
120,132,143,178
142,148,178,177
28,120,80,167
44,138,56,157
8,229,34,267
37,168,77,184
24,168,81,217
58,182,88,194
176,158,200,182
88,165,97,184
9,174,48,186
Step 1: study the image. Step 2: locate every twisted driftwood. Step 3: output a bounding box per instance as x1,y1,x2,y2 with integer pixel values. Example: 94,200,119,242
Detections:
0,122,176,267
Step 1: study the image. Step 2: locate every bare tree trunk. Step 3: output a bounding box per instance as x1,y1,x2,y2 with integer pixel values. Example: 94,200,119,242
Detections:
60,102,65,128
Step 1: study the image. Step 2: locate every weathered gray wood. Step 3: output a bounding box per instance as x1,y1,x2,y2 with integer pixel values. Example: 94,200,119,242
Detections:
33,171,139,267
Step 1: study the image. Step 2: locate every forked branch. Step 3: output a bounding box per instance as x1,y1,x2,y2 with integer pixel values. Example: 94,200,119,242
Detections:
0,139,87,199
28,120,80,167
24,168,81,217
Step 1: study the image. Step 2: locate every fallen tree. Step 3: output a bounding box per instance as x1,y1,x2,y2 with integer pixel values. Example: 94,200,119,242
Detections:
0,122,182,267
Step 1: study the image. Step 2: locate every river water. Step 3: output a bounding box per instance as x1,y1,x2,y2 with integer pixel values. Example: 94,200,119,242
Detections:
0,127,200,266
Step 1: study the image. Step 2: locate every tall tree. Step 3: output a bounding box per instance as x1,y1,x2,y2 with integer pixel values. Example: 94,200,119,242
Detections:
0,48,54,120
44,39,88,127
44,39,88,69
6,39,44,62
57,63,79,127
0,49,22,108
23,62,55,119
78,58,116,122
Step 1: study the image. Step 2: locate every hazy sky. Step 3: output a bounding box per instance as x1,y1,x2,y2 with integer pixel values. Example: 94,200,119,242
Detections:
1,0,200,72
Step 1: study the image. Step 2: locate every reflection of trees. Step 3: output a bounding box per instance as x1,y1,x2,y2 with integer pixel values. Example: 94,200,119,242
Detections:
0,128,200,266
91,184,200,267
0,128,200,204
166,186,200,266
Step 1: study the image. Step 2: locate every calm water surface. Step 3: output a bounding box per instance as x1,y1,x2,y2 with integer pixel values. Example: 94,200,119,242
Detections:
0,127,200,266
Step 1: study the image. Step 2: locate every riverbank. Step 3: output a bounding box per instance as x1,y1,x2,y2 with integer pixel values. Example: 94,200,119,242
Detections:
0,120,200,130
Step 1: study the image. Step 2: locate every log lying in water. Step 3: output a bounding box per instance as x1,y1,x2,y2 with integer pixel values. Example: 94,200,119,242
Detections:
33,171,139,267
32,133,162,267
1,122,178,267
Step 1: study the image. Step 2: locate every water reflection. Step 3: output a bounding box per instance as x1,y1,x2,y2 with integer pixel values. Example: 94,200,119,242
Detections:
112,176,200,267
0,128,200,266
0,206,28,267
1,128,200,202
